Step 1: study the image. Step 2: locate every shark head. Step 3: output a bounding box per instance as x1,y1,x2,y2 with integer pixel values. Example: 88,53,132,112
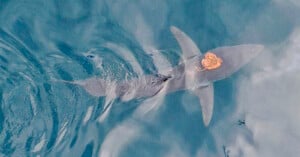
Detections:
170,26,264,126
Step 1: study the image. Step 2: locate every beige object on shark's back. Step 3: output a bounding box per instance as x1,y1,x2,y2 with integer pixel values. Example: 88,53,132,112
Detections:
201,52,223,70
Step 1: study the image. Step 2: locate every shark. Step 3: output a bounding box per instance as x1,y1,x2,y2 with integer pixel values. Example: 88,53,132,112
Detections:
69,26,264,126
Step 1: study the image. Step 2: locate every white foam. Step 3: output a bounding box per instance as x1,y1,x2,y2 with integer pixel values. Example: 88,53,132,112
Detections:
32,133,46,153
83,106,93,124
105,42,144,76
98,122,141,157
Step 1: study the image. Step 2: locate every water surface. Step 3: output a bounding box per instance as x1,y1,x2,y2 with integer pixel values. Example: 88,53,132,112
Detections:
0,0,300,157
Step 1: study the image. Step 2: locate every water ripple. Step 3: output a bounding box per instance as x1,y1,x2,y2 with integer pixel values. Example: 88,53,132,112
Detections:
0,0,298,157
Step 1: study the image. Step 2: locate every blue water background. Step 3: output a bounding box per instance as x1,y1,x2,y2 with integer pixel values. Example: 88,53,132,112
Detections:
0,0,300,157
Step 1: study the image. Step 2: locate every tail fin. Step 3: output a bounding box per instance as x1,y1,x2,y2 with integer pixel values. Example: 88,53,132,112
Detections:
56,78,108,97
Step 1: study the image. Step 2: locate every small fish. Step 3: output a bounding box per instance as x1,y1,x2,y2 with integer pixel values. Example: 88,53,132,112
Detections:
67,26,264,126
238,119,246,126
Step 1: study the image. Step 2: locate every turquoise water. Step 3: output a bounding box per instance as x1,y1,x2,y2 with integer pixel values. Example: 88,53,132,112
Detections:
1,0,300,157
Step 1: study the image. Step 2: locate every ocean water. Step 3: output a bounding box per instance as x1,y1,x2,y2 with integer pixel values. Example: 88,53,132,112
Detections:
1,0,300,157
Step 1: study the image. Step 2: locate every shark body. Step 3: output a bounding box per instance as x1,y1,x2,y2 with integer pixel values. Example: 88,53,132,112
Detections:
72,26,264,126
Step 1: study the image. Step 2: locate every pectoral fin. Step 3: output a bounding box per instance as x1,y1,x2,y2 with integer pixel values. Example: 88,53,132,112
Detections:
170,26,201,61
193,83,214,126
